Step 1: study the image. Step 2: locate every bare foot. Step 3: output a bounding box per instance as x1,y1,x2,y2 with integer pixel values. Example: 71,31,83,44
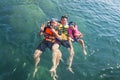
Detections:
50,68,55,77
68,67,74,74
83,49,87,55
50,68,58,80
33,67,38,78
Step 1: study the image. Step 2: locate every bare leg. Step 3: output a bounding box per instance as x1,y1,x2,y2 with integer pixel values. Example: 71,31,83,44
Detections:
50,44,59,72
33,49,42,77
68,37,73,49
67,47,74,73
51,50,62,80
67,37,75,73
78,39,87,55
50,43,62,79
56,50,62,67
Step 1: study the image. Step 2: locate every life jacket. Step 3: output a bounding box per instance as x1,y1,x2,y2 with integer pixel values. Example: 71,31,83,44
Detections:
68,25,82,39
73,25,81,34
44,27,56,43
68,27,74,39
58,24,69,40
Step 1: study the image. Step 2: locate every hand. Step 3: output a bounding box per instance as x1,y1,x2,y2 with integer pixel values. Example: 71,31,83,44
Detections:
51,28,56,33
71,38,74,41
79,33,83,38
40,23,45,31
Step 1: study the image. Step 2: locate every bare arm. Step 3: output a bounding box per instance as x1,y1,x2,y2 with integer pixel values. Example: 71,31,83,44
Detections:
39,24,45,36
51,28,62,40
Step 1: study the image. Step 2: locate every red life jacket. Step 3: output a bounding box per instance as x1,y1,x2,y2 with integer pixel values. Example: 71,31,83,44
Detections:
44,27,56,43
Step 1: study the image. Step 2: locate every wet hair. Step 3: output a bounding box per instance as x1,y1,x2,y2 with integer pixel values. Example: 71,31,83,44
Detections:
68,21,76,27
51,18,58,22
46,18,58,28
61,15,68,20
50,18,58,25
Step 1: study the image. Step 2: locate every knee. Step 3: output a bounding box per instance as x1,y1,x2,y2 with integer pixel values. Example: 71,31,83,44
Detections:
79,39,84,43
58,52,62,59
70,48,74,54
71,52,74,56
33,50,42,59
70,50,74,56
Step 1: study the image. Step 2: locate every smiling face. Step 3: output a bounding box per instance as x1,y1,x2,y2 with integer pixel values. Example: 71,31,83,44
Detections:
51,20,58,27
61,17,68,25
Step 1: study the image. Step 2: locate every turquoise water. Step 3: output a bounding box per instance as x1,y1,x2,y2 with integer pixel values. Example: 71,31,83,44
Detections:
0,0,120,80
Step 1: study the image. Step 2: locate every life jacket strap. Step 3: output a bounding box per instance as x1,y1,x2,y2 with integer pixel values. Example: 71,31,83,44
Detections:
44,38,55,43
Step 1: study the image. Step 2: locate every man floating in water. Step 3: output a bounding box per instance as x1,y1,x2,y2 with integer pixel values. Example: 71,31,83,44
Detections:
33,19,62,80
56,15,75,73
56,15,87,73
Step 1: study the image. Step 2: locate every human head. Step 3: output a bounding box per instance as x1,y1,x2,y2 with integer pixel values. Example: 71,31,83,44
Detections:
69,21,76,29
50,18,58,27
60,15,68,25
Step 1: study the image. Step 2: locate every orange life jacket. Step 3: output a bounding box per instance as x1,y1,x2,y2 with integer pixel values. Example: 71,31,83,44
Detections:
44,27,56,43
